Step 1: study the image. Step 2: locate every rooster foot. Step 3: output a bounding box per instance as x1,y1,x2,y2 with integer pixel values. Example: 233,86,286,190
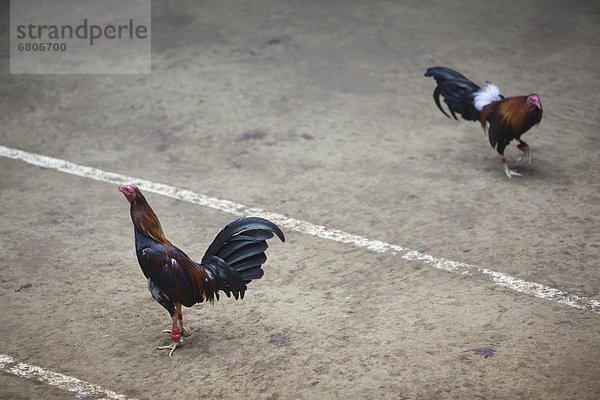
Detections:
157,341,179,357
512,150,532,167
512,155,525,167
503,164,522,179
162,328,191,337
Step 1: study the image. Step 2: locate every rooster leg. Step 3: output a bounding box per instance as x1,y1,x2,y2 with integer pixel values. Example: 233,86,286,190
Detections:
157,313,182,357
513,141,532,167
501,156,521,178
176,303,191,337
161,303,191,337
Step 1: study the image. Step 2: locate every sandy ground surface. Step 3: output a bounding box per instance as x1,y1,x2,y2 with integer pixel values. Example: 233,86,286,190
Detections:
1,0,600,399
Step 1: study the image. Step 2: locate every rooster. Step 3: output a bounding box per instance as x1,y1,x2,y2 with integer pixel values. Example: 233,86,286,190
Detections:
119,184,285,356
425,67,543,178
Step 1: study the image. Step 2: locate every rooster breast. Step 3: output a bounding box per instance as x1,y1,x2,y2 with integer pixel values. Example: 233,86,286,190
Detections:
480,96,542,152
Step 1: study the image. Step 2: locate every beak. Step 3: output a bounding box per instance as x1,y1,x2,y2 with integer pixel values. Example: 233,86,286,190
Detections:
118,186,124,193
537,103,542,110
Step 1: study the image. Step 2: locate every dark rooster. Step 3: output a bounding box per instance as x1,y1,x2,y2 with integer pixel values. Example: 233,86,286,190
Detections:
119,184,285,356
425,67,543,178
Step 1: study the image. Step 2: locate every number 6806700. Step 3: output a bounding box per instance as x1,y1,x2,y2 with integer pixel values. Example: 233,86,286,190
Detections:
17,42,66,51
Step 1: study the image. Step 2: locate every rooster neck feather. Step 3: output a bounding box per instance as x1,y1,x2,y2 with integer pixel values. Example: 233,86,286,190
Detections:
130,195,173,246
480,96,542,133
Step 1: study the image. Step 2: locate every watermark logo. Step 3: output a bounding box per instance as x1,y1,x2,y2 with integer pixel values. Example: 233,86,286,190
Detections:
10,0,151,74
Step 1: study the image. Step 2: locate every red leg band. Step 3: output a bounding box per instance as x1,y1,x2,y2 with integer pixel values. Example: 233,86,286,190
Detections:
171,327,181,342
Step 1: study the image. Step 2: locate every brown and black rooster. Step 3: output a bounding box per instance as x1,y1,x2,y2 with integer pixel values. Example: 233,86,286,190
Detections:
425,67,543,178
119,184,285,356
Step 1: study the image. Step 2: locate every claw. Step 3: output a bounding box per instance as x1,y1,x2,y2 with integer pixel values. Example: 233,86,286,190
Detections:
504,164,522,178
157,341,179,357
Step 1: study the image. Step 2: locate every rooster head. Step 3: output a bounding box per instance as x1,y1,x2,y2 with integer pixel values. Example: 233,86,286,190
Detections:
526,94,542,111
119,184,141,202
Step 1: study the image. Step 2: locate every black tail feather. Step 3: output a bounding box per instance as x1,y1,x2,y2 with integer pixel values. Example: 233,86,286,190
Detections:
425,66,481,121
232,253,268,274
228,242,268,269
201,217,285,300
203,217,284,256
216,236,267,263
203,255,245,300
239,269,264,281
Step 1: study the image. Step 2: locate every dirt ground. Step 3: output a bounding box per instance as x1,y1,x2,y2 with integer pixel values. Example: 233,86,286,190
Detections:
1,0,600,399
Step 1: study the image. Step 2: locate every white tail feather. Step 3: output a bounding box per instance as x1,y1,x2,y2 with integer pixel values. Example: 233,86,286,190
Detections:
474,83,501,111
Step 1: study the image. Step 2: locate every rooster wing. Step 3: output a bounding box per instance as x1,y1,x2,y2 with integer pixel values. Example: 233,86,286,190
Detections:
137,239,210,307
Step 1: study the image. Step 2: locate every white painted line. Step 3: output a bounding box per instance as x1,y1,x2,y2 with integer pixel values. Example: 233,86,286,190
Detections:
1,144,599,314
0,353,135,400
